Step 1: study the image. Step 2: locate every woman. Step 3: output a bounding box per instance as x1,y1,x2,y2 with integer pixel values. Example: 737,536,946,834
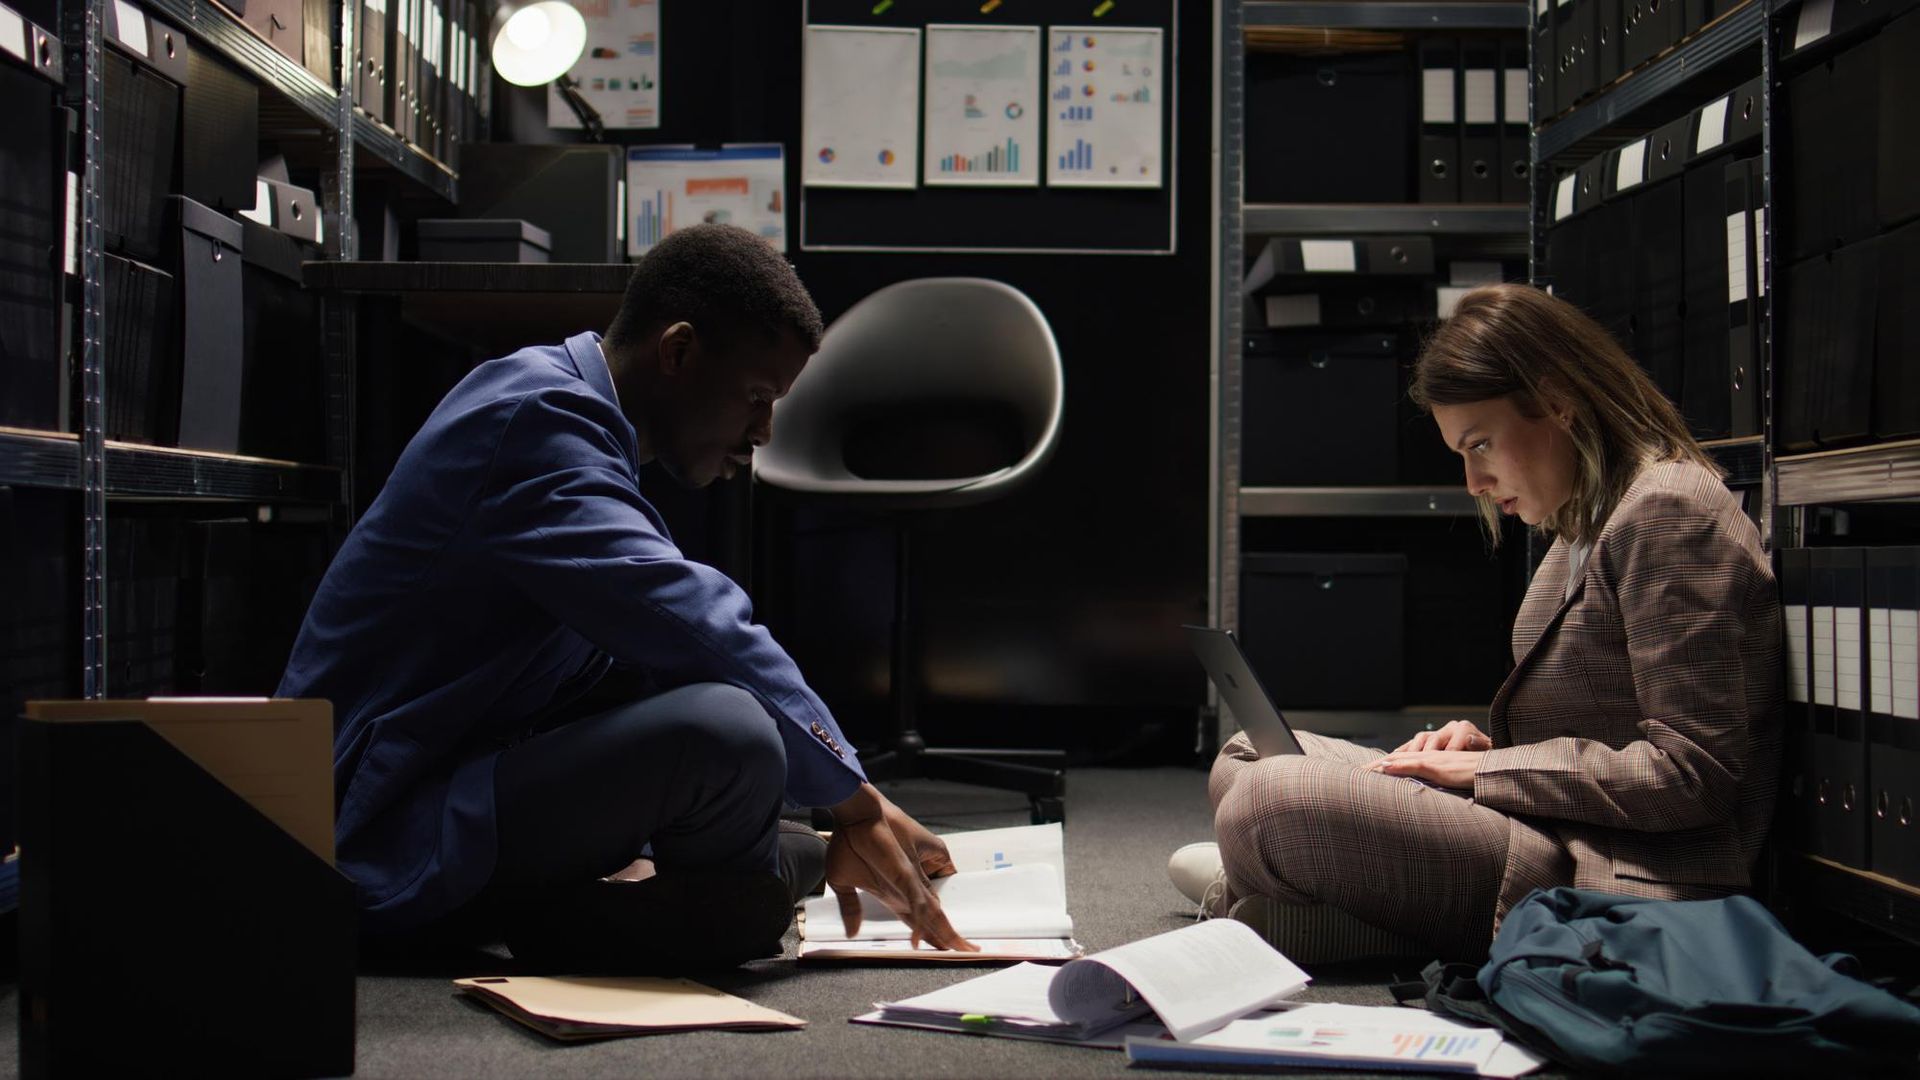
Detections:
1180,283,1782,962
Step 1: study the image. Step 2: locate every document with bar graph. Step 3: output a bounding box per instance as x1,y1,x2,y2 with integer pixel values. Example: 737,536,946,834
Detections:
625,144,787,257
923,24,1041,188
1045,25,1164,189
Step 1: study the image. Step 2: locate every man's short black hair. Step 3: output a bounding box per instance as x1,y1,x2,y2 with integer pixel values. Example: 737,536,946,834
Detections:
605,224,823,355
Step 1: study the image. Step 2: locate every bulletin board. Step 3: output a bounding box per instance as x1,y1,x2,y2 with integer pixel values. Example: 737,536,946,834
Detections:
799,0,1179,255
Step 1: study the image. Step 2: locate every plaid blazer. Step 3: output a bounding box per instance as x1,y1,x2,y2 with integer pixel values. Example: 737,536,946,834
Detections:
1476,460,1783,921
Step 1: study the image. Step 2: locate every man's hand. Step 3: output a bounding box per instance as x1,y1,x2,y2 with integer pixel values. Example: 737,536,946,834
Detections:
1393,720,1492,754
825,784,977,951
1365,749,1484,791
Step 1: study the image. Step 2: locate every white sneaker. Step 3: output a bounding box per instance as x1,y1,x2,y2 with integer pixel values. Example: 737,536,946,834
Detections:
1227,894,1427,965
1168,842,1226,917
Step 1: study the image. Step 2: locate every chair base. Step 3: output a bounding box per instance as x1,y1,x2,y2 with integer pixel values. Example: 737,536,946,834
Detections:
860,746,1066,825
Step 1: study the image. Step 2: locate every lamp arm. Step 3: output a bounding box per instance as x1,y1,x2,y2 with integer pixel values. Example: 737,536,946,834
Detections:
554,73,607,142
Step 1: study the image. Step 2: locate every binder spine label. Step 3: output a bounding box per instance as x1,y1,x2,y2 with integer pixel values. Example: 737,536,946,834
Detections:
1423,69,1456,125
1794,0,1834,50
1616,139,1646,192
1465,69,1497,125
1504,68,1528,126
0,6,23,60
1840,606,1864,710
1753,209,1767,297
1555,174,1576,220
1300,240,1357,273
1787,603,1811,704
1895,608,1919,720
1696,96,1729,156
1873,608,1894,716
1815,605,1836,707
1727,211,1750,305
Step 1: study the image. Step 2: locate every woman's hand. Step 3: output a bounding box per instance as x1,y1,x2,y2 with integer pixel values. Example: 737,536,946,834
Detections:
1366,750,1484,791
1394,720,1492,754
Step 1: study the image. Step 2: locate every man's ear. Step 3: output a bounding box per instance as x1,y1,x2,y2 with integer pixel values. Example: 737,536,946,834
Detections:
657,321,697,377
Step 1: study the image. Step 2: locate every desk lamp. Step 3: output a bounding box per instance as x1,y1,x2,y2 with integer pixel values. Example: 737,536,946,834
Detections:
490,0,605,140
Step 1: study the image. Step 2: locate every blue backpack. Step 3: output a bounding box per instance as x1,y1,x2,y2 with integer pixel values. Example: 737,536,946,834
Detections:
1396,888,1920,1075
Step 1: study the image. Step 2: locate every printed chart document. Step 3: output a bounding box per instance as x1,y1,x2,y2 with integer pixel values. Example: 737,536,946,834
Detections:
799,823,1078,961
923,24,1042,188
452,976,805,1042
802,24,921,189
1045,25,1164,188
624,144,787,257
547,0,660,130
855,919,1310,1045
1125,1002,1545,1078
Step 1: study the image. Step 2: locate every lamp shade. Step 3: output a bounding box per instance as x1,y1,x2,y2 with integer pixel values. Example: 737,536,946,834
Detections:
490,0,588,87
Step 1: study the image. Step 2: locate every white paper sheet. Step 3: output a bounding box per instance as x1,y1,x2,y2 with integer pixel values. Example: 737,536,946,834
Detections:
803,863,1071,942
923,24,1041,187
935,822,1066,896
1049,918,1309,1042
625,144,786,257
1045,25,1163,188
548,0,660,130
1165,1001,1545,1078
803,24,921,189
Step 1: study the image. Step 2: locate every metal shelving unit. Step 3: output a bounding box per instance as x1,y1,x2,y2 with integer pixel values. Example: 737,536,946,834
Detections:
1248,1,1528,28
0,0,485,697
1240,485,1480,518
1775,440,1920,508
1536,0,1765,159
1243,203,1529,235
1210,0,1532,753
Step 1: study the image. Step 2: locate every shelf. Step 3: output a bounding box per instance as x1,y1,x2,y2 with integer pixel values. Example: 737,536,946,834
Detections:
1246,1,1528,29
1792,855,1920,947
0,429,343,502
1240,485,1480,517
1701,435,1767,488
351,113,458,204
1536,0,1764,161
306,261,632,353
1244,203,1529,236
303,261,632,293
144,0,337,130
1776,440,1920,506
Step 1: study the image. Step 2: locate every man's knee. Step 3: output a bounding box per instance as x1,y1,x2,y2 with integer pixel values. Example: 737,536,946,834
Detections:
646,683,786,787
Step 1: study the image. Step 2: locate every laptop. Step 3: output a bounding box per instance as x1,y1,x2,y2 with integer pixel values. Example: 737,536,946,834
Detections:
1184,625,1304,757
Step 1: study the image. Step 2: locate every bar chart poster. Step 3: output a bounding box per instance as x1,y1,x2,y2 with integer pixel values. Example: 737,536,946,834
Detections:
1045,25,1164,189
548,0,660,130
803,25,921,189
922,25,1041,188
625,145,788,257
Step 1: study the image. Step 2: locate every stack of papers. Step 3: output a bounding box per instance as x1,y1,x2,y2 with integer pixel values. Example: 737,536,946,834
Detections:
1125,1002,1546,1077
452,976,806,1042
799,823,1081,961
855,918,1311,1046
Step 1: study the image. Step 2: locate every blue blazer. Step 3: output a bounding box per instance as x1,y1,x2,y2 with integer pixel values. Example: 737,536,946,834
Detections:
279,332,866,931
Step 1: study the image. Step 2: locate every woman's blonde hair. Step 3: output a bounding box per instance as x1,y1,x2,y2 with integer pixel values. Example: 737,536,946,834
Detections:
1410,283,1720,548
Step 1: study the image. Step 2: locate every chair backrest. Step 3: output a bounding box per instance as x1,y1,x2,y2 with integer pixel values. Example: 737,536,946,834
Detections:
754,277,1064,507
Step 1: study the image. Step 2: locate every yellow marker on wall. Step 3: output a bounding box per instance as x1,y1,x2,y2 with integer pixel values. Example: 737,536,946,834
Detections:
1093,0,1114,15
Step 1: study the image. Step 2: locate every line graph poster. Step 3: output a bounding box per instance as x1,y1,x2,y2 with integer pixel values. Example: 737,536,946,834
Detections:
923,25,1041,188
548,0,660,130
803,25,921,189
1045,25,1163,189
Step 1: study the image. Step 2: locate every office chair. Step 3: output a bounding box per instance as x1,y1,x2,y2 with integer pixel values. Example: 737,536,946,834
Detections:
755,278,1067,823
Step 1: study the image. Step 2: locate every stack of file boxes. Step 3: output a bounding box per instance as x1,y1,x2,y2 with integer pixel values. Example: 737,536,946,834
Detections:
0,1,69,433
1544,76,1763,440
1776,3,1920,450
358,0,488,167
1245,33,1528,205
1538,0,1746,121
1779,546,1920,888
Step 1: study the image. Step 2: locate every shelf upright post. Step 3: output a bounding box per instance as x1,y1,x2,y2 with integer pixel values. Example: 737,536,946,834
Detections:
61,0,107,697
1758,0,1776,551
324,0,360,519
1209,0,1248,757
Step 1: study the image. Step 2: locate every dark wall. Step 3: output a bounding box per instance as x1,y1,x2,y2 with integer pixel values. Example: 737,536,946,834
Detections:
494,2,1215,757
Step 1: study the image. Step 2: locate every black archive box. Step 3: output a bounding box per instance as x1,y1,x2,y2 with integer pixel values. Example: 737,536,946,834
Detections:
1240,553,1408,709
1778,238,1878,451
1247,49,1414,204
238,218,327,463
1866,547,1920,886
458,143,625,263
172,196,245,453
18,699,355,1079
1241,331,1400,485
1784,33,1879,262
103,251,178,444
0,47,67,433
182,46,260,212
1877,219,1920,439
100,36,184,262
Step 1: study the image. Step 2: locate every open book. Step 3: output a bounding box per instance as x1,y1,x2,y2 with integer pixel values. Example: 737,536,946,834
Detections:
798,823,1080,961
854,918,1311,1044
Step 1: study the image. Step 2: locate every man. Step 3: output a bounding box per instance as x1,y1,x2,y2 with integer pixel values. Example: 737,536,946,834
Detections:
280,224,972,969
